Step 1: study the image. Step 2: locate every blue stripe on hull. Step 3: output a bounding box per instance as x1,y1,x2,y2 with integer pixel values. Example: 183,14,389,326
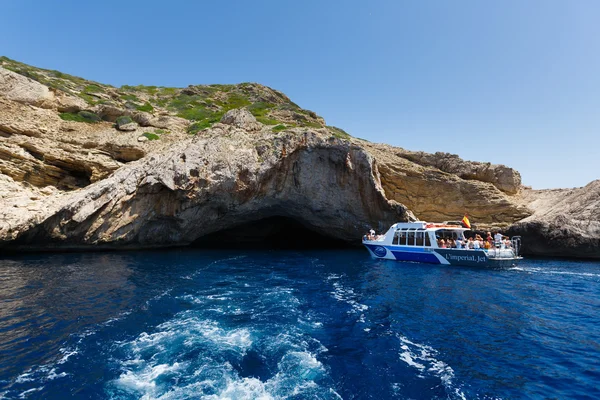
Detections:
390,251,441,264
364,244,519,268
364,244,442,264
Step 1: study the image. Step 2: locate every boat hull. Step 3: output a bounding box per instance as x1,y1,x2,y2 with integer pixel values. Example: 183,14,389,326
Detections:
363,244,520,268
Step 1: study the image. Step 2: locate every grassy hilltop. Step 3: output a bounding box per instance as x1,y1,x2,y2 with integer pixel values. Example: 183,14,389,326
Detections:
0,56,350,139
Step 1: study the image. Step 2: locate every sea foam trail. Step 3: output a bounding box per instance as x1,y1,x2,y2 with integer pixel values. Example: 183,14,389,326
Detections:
397,336,466,400
107,284,340,400
509,266,600,278
326,273,468,399
327,274,369,324
3,290,171,398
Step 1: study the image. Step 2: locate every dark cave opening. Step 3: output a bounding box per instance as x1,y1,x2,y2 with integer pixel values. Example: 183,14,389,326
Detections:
191,216,354,249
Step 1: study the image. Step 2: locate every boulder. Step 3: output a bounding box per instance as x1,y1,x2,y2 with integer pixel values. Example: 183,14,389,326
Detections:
96,104,129,122
132,112,153,127
0,67,55,108
220,108,262,131
54,90,87,113
118,122,137,131
115,116,137,131
147,115,187,131
0,97,60,138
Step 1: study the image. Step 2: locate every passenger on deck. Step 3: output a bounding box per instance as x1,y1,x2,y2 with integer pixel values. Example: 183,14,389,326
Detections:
467,237,474,249
483,240,491,249
368,229,375,240
473,238,481,249
504,237,512,248
455,238,463,249
494,231,503,247
439,238,446,248
486,232,493,243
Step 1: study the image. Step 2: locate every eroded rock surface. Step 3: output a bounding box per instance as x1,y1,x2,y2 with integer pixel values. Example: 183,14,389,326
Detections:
0,67,55,108
0,57,598,257
356,142,530,224
507,182,600,258
2,127,412,249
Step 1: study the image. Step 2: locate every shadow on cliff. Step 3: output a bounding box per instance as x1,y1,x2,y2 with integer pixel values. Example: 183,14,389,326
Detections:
191,216,354,249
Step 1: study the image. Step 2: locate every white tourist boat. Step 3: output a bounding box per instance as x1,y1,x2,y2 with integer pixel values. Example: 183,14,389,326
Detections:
362,221,522,267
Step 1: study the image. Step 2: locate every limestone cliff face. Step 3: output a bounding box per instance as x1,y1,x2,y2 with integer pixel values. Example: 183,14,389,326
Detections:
357,142,530,224
506,182,600,258
0,57,598,258
1,113,411,249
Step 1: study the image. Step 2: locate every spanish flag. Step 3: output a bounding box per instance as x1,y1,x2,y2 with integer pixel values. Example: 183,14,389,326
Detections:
461,215,471,229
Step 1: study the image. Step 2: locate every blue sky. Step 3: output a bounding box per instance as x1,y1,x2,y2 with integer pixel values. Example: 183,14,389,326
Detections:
2,0,598,189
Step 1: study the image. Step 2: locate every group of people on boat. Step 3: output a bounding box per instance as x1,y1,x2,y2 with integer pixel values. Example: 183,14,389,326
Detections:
437,231,512,250
365,228,381,241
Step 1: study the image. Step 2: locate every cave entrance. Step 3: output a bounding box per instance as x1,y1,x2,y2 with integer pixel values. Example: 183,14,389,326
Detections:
191,216,352,249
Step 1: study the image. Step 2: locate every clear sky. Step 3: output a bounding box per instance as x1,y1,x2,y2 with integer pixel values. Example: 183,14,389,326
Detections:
2,0,598,189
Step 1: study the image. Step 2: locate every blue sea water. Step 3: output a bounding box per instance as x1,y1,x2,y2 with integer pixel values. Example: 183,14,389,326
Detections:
0,249,599,399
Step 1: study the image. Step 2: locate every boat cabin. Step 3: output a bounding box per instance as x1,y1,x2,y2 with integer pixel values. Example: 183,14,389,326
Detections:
384,222,468,248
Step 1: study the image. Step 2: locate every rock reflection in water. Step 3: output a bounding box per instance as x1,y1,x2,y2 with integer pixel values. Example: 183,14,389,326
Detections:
0,253,135,377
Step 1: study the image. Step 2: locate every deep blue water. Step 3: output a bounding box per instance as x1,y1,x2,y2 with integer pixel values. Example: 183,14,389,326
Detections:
0,250,599,399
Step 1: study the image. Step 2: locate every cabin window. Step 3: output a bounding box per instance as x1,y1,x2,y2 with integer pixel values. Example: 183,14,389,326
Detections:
436,229,462,241
425,232,431,247
393,231,400,245
399,230,407,245
415,230,424,246
407,231,415,246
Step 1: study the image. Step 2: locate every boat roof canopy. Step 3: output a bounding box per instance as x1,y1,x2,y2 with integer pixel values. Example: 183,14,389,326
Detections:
391,221,470,231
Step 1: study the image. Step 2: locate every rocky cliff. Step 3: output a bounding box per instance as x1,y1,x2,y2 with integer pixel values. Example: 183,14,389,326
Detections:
506,182,600,258
0,57,598,258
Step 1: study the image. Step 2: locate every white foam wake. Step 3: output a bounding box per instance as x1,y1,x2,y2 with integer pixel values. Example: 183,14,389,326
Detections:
108,292,339,399
509,266,600,278
328,275,369,323
398,336,466,400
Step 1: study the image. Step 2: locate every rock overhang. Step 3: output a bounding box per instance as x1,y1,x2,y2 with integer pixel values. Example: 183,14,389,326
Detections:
2,57,598,257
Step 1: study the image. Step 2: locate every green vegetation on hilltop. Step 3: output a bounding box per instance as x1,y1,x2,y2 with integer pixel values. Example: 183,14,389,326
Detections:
121,84,160,95
247,102,278,125
1,56,348,137
0,56,107,101
328,126,351,139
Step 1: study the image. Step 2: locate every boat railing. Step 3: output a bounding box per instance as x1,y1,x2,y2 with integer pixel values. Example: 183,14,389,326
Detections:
486,236,521,259
511,236,522,256
362,234,385,242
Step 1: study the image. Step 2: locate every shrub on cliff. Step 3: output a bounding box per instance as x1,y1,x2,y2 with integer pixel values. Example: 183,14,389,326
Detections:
136,102,154,113
142,132,160,141
59,111,101,123
328,126,351,139
248,102,280,125
116,116,133,126
188,117,222,134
